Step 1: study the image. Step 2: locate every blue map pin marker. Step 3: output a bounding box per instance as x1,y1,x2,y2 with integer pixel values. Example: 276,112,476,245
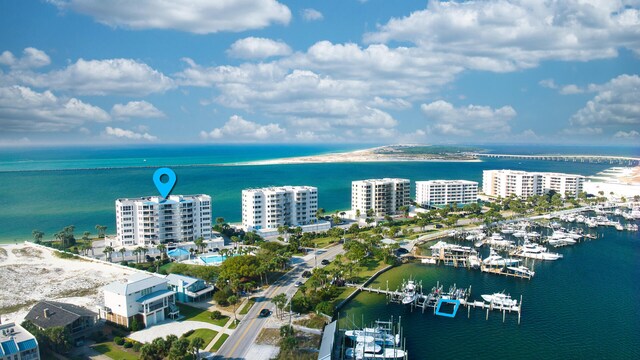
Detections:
153,168,177,198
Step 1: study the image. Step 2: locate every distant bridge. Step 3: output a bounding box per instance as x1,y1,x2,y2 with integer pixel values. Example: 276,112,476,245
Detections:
473,153,640,166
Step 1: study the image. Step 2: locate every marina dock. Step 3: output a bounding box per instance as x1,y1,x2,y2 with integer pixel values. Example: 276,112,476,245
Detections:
360,280,523,324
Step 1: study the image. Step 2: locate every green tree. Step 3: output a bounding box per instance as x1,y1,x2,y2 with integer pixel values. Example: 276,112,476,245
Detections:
119,248,126,260
194,237,205,253
168,337,190,360
280,325,294,338
190,337,205,359
103,246,114,262
157,243,167,260
272,293,287,319
95,224,107,238
228,295,239,323
32,229,44,244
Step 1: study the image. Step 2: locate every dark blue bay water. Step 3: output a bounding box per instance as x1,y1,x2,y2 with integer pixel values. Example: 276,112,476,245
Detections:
339,219,640,359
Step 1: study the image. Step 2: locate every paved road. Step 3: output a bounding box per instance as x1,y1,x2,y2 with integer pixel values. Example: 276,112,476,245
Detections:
214,244,344,359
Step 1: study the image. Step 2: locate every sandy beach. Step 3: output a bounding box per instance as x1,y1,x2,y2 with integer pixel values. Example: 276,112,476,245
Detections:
0,243,136,324
227,145,480,166
589,166,640,185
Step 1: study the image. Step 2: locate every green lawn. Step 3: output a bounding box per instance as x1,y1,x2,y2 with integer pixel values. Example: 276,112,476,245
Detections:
312,236,339,248
239,299,255,315
211,334,229,351
178,303,229,327
92,343,139,360
186,328,218,345
228,319,239,329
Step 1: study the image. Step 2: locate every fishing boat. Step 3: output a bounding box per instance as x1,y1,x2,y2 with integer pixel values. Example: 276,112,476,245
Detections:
481,293,518,307
482,248,520,266
401,280,417,305
507,265,535,277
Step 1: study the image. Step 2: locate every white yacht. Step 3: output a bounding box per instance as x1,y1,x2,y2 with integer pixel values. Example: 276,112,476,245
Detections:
401,280,417,305
516,242,562,260
345,341,407,360
507,265,535,277
486,233,514,248
547,238,576,247
482,248,520,266
345,328,400,347
481,293,518,307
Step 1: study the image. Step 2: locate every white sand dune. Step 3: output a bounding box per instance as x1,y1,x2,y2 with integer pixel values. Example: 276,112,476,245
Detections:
0,243,136,324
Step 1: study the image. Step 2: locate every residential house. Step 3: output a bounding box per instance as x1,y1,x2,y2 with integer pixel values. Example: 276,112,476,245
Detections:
166,274,214,303
25,301,97,341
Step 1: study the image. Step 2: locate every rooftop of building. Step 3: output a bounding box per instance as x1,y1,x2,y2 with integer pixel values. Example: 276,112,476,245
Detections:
352,178,410,183
166,273,201,288
116,194,211,204
103,273,168,296
25,301,96,329
483,169,585,178
0,322,38,356
416,179,478,185
242,186,317,192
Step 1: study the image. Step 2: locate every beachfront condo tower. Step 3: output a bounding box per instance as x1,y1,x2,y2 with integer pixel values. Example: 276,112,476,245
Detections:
242,186,318,231
482,170,584,199
115,194,212,246
415,180,478,207
351,178,411,216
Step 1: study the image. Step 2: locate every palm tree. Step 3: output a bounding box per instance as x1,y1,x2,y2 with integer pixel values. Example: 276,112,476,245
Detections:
272,293,287,319
103,246,114,262
194,237,205,254
228,295,239,323
119,248,126,260
157,244,167,260
142,247,149,262
134,246,144,263
32,230,44,244
54,231,65,249
190,337,205,359
95,225,107,238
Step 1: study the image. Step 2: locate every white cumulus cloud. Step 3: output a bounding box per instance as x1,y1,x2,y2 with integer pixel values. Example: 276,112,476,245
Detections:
0,47,51,69
104,126,157,141
12,58,175,96
111,101,165,119
50,0,291,34
301,8,323,21
421,100,516,136
0,85,110,132
227,37,292,59
613,130,639,138
570,74,640,126
200,115,286,141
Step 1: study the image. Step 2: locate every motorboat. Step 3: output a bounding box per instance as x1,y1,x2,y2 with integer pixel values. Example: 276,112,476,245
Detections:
345,328,400,347
401,280,417,305
481,293,518,307
482,248,520,266
486,233,514,248
345,341,407,360
547,238,576,247
516,242,563,260
507,265,535,277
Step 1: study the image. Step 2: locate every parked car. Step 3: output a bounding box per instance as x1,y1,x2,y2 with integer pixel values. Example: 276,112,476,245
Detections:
259,309,271,317
301,270,312,278
295,281,303,287
321,259,331,265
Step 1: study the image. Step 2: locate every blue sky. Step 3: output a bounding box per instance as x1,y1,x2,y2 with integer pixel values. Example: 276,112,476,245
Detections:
0,0,638,146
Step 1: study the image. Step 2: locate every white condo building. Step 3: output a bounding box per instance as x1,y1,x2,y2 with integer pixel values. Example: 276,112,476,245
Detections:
242,186,318,231
116,194,212,246
351,178,411,216
415,180,478,207
482,170,584,199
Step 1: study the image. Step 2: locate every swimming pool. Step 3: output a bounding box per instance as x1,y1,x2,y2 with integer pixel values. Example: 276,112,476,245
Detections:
199,254,234,265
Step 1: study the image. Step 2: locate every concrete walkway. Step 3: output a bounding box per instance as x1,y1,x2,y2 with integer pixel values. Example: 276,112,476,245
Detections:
204,297,250,352
129,320,233,343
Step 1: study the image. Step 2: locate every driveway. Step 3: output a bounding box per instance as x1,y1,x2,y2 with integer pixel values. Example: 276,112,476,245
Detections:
128,320,229,343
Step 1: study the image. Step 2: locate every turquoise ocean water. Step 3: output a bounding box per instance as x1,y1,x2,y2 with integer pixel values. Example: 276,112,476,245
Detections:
0,144,635,243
